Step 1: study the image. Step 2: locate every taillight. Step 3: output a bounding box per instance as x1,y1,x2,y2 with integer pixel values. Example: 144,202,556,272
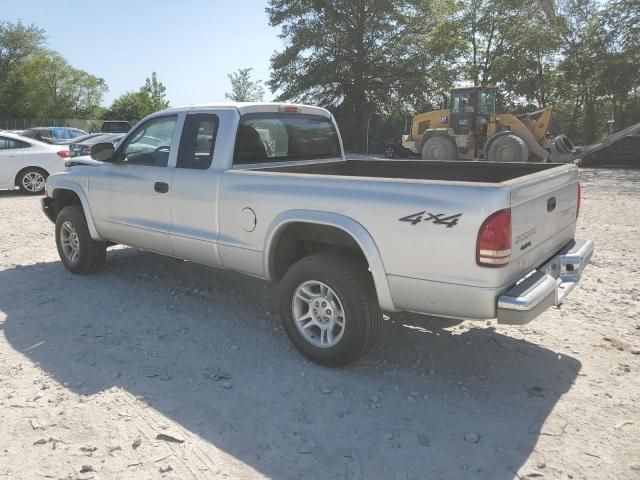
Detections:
576,182,581,218
57,150,70,159
279,105,298,113
476,209,512,267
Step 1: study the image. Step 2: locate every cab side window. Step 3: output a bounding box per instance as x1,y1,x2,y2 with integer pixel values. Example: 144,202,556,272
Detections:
121,115,177,167
177,114,218,170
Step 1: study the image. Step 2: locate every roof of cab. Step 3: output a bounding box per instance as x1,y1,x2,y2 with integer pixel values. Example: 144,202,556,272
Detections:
161,102,332,117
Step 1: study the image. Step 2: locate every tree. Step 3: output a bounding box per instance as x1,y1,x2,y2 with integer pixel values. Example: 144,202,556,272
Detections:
141,71,170,112
0,22,108,119
3,50,107,118
103,72,170,121
267,0,458,150
0,21,45,82
225,68,265,102
0,21,47,117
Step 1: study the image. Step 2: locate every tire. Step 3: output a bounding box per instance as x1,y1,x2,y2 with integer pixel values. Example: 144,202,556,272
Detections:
384,145,397,158
554,134,576,154
278,253,382,367
55,205,107,274
421,136,457,160
487,134,529,162
18,168,48,195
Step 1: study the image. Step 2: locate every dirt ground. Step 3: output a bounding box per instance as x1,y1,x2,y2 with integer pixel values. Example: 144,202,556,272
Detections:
0,168,639,480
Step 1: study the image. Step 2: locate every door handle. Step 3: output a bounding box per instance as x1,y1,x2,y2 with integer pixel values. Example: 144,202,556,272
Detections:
154,182,169,194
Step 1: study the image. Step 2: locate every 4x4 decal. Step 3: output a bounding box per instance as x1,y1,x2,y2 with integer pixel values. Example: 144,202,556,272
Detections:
399,211,462,228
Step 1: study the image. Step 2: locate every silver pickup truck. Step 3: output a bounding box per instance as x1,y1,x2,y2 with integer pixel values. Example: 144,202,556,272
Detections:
42,103,593,366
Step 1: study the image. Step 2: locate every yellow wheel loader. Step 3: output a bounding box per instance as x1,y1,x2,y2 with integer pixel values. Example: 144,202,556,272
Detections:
401,87,576,162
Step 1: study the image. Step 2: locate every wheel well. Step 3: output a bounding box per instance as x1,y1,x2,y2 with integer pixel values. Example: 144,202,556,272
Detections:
52,189,82,219
271,223,369,281
14,166,48,187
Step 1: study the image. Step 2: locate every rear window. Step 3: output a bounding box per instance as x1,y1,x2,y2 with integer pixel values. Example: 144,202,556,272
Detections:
102,122,130,133
234,112,340,165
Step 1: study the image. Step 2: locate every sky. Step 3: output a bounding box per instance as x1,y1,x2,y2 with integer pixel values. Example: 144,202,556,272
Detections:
2,0,283,106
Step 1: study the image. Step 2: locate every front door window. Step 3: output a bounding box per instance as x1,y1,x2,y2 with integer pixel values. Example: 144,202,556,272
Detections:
121,115,178,166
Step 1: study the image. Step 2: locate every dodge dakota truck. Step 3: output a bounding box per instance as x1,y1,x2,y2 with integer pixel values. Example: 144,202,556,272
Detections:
42,103,594,366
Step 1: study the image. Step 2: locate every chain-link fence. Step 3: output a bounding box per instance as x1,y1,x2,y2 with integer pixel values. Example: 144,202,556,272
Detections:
334,116,410,154
0,118,121,133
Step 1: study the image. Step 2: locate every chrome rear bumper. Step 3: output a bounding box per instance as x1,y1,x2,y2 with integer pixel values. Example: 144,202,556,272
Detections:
497,239,594,325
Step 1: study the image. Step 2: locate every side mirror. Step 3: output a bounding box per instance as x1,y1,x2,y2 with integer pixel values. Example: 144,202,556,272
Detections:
91,142,116,161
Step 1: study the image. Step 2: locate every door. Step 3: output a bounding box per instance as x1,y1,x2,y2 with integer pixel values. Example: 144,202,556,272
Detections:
170,112,222,266
88,114,180,255
451,90,477,135
0,136,27,188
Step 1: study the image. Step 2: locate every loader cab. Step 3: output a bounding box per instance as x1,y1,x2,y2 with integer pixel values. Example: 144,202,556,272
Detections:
450,87,496,136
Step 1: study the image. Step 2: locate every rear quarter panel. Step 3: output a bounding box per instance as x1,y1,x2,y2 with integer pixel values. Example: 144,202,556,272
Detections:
217,170,512,289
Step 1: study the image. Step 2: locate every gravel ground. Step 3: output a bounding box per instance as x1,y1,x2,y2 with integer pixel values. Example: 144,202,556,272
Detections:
0,168,639,480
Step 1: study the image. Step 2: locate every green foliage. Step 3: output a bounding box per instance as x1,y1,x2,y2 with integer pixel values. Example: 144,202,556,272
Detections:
268,0,640,150
0,21,107,120
225,68,265,102
102,72,170,122
267,0,459,149
0,21,45,82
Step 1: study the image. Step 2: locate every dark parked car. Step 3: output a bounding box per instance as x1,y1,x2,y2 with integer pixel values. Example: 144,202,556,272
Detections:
100,121,131,133
382,136,418,158
69,133,124,157
57,133,107,146
21,127,88,144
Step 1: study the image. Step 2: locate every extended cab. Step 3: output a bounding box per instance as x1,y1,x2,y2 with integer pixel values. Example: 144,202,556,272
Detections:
42,103,594,366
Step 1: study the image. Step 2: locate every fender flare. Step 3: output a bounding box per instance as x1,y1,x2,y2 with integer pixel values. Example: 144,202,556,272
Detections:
263,210,398,312
50,181,102,240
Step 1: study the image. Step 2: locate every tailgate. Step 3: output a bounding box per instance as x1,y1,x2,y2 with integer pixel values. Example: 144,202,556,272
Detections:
509,165,579,275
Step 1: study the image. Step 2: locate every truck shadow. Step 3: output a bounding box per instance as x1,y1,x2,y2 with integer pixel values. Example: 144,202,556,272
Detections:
1,248,580,480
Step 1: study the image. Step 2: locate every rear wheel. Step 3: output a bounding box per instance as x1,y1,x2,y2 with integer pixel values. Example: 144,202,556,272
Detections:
421,136,457,160
279,253,382,367
487,134,529,162
55,205,107,274
384,145,397,158
18,168,48,195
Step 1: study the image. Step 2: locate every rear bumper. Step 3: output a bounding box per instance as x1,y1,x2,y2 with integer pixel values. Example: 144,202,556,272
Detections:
497,239,594,324
41,197,56,224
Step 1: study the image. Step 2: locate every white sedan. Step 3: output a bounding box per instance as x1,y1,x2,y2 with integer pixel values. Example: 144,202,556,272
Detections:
0,132,70,195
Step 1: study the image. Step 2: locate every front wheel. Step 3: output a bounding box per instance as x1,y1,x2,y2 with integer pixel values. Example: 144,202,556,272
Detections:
421,136,457,160
279,253,382,367
55,206,107,274
487,134,529,162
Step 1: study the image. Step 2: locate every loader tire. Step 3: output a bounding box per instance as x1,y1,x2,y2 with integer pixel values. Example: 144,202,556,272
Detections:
421,136,457,161
487,134,529,162
554,134,576,154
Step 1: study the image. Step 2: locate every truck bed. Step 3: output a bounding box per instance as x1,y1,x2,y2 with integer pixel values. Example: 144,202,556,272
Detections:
261,159,561,183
